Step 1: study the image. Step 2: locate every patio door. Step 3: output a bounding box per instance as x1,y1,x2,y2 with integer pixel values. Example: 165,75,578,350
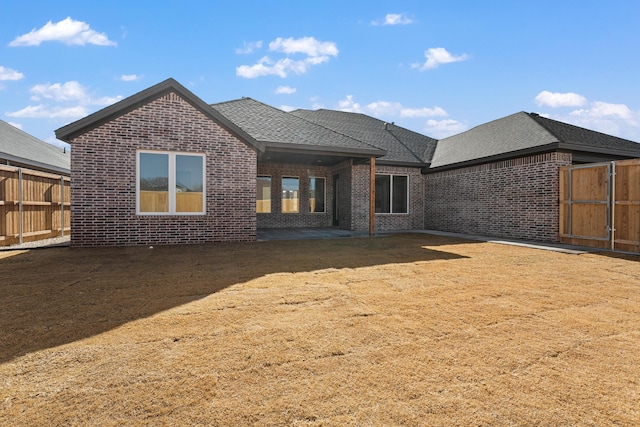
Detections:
333,174,339,226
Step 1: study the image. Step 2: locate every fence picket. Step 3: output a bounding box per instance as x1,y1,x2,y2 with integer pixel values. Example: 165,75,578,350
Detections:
0,165,70,246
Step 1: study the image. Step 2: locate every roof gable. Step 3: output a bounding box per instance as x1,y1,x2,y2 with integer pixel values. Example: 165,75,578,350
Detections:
0,119,70,174
291,109,437,166
55,78,263,152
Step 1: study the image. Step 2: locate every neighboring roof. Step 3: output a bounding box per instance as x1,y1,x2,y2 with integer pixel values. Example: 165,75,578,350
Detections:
0,119,70,175
55,78,264,152
290,109,437,166
211,98,386,158
528,113,640,154
430,112,640,170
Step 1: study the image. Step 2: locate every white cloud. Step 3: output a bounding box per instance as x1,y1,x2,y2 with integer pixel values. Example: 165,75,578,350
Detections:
237,37,338,79
6,104,88,119
28,81,122,106
335,94,451,136
535,91,587,108
401,106,448,118
335,95,459,137
30,81,87,102
237,55,331,78
275,85,296,94
337,95,362,113
269,37,338,57
365,101,403,117
120,74,142,82
424,119,468,139
538,99,640,142
235,40,263,54
337,96,448,120
570,101,634,121
92,95,123,106
9,17,116,47
7,121,23,130
372,13,414,26
8,81,122,120
279,105,296,112
0,66,25,81
413,47,468,71
565,101,640,140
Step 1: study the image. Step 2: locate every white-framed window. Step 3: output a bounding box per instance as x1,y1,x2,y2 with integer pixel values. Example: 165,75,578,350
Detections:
375,174,408,214
136,150,205,215
309,177,326,213
257,175,272,213
282,176,299,213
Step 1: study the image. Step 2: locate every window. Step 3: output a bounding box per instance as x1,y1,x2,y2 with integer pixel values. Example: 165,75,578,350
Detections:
137,150,205,215
282,177,299,213
375,174,408,214
309,177,326,213
257,176,272,213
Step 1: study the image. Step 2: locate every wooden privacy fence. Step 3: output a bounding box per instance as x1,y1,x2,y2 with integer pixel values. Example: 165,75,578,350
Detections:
560,158,640,253
0,165,70,247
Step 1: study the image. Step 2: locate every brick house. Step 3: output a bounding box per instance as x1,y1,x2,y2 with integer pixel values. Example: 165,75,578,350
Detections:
55,78,640,246
424,112,640,242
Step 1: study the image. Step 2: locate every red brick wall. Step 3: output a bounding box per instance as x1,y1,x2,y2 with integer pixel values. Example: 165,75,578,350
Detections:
70,92,257,246
254,161,424,232
372,165,425,232
348,164,424,232
424,152,573,242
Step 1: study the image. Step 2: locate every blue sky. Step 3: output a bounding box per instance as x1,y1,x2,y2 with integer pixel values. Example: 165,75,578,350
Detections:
2,1,640,149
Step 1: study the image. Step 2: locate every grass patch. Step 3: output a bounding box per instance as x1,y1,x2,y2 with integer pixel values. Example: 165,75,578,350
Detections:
1,234,638,425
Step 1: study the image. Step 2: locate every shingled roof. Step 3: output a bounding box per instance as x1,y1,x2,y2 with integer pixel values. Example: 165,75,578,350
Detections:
291,109,436,166
1,119,70,175
211,98,385,159
430,112,640,170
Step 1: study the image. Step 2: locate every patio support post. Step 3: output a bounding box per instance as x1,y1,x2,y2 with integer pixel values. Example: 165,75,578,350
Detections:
369,157,375,236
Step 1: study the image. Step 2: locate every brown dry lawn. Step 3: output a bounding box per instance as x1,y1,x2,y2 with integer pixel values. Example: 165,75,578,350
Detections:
0,234,639,426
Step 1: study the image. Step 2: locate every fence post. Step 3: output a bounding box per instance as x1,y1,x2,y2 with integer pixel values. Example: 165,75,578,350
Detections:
610,161,616,251
567,168,572,236
61,176,65,237
18,168,23,244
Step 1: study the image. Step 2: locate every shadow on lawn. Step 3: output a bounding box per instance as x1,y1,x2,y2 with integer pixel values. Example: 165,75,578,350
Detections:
0,234,467,363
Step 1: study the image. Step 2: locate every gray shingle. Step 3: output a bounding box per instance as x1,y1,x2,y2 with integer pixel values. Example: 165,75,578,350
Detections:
291,109,437,165
0,119,70,174
529,113,640,153
430,112,556,168
211,99,385,156
430,112,640,169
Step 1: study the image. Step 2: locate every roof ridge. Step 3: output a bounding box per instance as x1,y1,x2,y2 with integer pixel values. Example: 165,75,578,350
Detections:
386,128,430,163
292,110,385,152
308,108,436,138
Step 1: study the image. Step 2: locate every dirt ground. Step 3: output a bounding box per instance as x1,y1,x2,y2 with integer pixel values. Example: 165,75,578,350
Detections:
0,234,638,426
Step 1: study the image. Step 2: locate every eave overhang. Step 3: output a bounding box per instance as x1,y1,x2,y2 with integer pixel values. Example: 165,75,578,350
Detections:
423,141,640,174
